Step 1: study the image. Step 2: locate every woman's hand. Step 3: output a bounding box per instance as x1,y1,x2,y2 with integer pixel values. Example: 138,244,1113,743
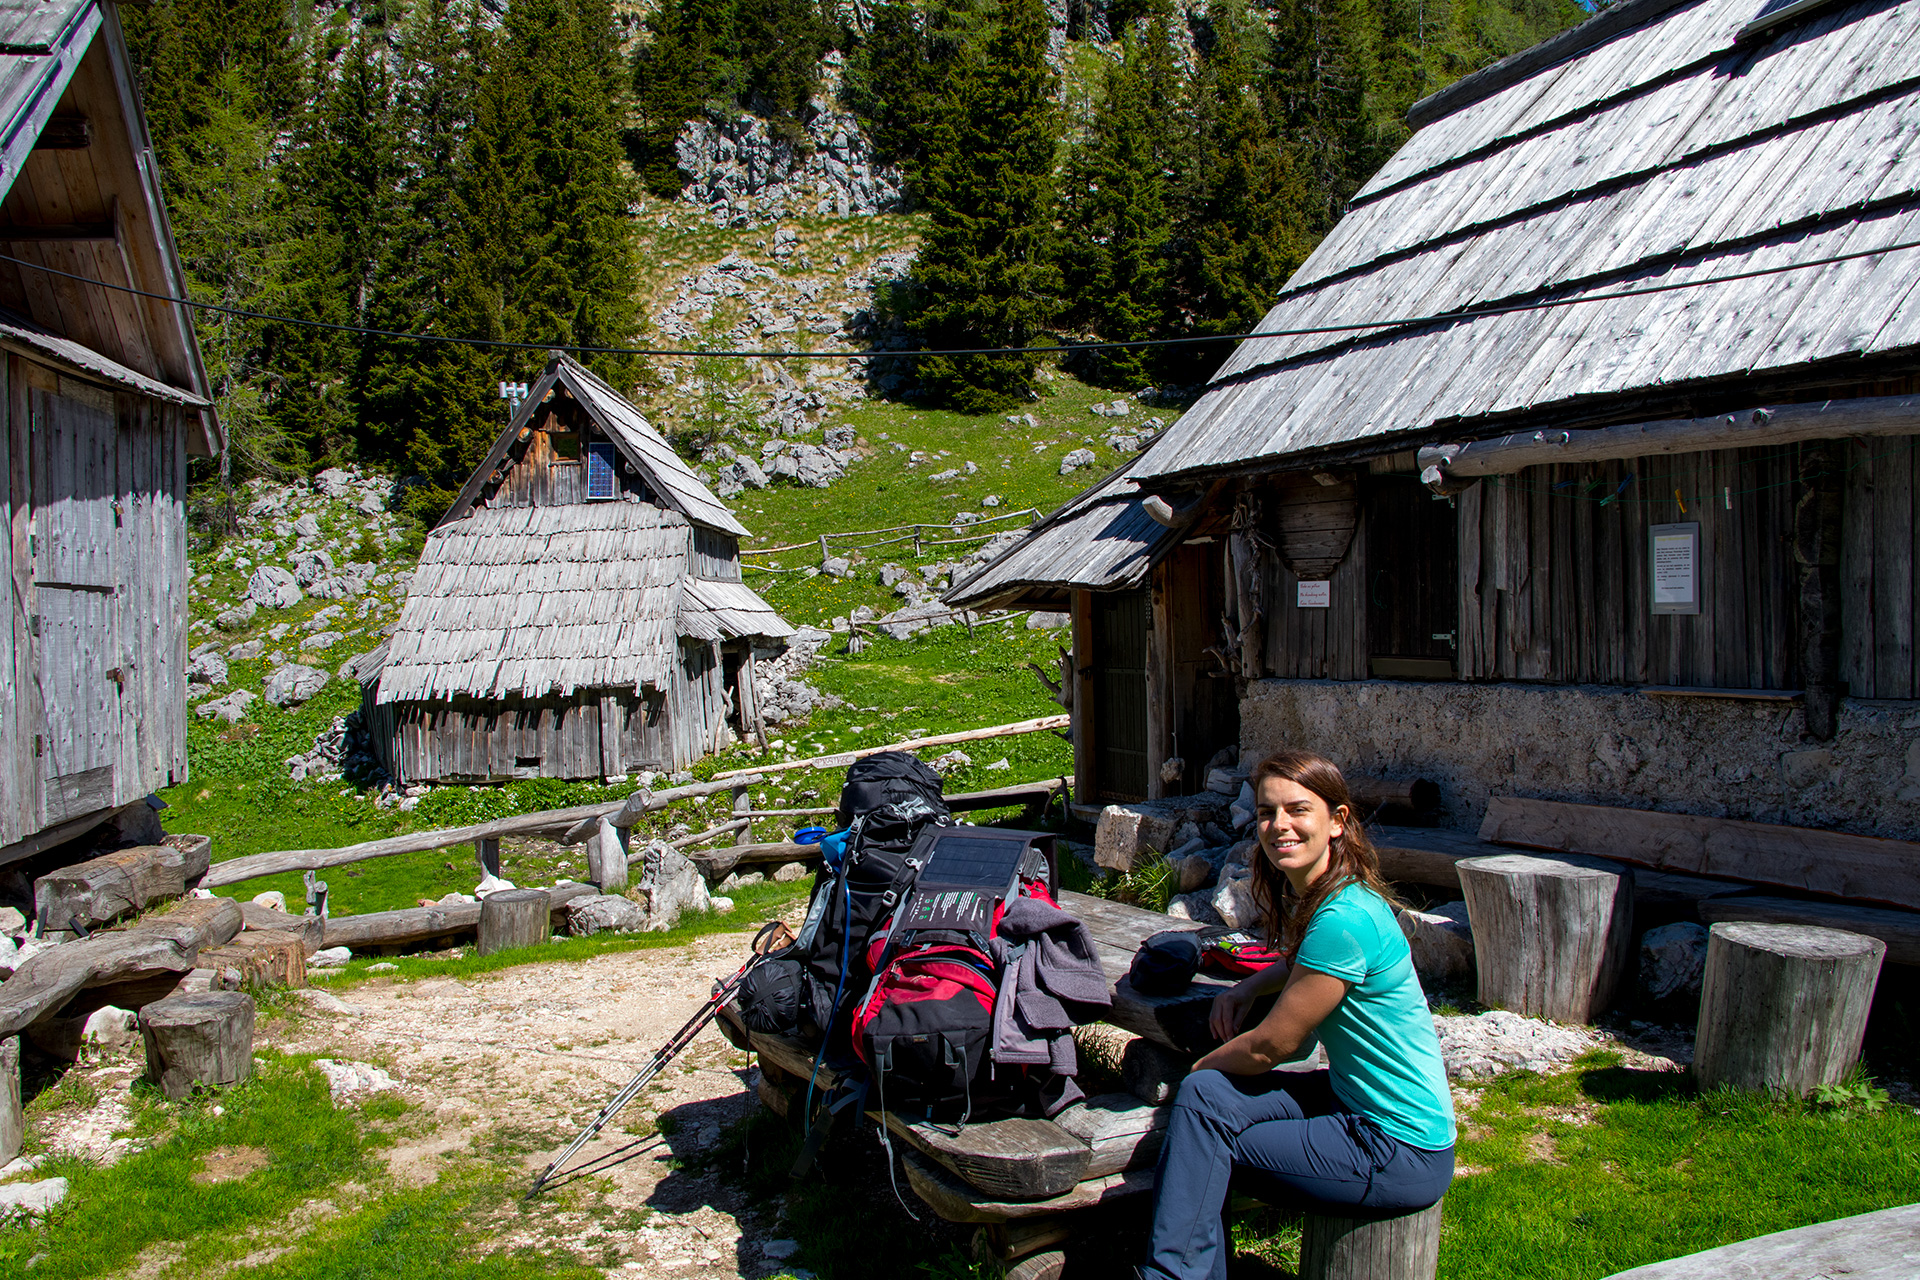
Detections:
1210,982,1257,1043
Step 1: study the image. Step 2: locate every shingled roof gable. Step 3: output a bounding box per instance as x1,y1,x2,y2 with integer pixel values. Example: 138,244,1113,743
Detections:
1130,0,1920,484
445,354,751,537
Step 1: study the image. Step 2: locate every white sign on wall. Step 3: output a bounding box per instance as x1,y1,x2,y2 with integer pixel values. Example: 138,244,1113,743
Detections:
1649,522,1700,615
1297,580,1331,609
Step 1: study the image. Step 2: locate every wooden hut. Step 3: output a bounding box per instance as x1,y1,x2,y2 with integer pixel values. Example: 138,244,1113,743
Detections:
0,1,222,865
366,355,792,783
949,0,1920,843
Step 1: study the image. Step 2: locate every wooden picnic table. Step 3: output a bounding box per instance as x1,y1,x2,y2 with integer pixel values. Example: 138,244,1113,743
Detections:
720,889,1273,1278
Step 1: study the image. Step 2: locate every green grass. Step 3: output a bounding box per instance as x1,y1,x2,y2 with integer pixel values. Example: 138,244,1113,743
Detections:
1436,1051,1920,1277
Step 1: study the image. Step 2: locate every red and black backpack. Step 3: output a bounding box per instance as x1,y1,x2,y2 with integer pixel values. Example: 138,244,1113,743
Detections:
848,828,1057,1122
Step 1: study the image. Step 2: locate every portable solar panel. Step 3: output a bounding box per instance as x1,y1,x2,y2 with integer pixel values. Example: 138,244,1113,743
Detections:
584,441,617,500
896,827,1056,934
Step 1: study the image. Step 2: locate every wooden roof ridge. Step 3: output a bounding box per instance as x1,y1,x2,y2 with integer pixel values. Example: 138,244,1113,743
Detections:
1406,0,1701,130
440,353,750,538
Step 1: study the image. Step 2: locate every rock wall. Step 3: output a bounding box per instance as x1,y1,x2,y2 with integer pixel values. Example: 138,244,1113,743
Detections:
1240,679,1920,842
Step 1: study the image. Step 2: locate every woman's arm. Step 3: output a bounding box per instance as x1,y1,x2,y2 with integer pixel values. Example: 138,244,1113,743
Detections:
1196,965,1349,1075
1207,958,1294,1042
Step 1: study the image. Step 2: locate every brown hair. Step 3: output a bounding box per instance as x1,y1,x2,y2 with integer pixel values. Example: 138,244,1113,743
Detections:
1246,749,1401,957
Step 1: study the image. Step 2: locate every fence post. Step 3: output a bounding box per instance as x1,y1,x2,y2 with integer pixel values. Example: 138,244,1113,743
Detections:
732,784,754,846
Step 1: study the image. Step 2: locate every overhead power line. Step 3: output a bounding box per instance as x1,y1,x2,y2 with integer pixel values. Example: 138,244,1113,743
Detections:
3,233,1917,361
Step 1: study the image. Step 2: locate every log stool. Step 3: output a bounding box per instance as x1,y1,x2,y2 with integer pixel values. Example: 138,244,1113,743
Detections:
1694,922,1885,1096
1,1035,21,1163
478,888,551,955
140,991,255,1100
1457,852,1634,1022
1299,1199,1444,1280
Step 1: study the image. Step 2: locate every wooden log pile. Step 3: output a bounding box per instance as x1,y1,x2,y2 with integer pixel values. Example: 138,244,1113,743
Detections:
33,841,212,934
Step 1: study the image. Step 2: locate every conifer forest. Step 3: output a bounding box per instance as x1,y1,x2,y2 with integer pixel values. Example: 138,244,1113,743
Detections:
126,0,1587,508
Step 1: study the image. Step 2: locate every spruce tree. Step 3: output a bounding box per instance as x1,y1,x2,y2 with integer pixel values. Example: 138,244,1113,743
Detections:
1059,0,1181,388
911,0,1061,413
1165,0,1313,384
633,0,739,195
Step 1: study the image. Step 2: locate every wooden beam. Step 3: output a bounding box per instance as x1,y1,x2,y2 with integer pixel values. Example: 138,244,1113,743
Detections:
710,717,1071,780
1372,824,1749,906
0,897,241,1037
208,775,762,885
0,221,115,243
320,882,597,950
1419,395,1920,484
1698,896,1920,968
33,841,212,933
1479,797,1920,912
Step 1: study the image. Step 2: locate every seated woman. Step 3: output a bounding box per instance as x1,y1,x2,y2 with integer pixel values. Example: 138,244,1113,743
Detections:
1139,749,1455,1280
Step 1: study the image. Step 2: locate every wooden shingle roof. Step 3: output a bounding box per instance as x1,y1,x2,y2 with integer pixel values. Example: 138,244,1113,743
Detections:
1132,0,1920,485
944,470,1176,609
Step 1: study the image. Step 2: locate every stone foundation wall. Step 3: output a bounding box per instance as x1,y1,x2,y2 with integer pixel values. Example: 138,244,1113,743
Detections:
1240,679,1920,842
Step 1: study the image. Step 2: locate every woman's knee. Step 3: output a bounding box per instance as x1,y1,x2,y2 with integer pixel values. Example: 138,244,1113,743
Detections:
1172,1068,1239,1115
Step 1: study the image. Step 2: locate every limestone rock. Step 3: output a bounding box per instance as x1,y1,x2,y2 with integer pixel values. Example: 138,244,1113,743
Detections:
195,690,257,723
247,566,302,610
719,871,766,891
1176,855,1213,893
567,894,648,936
186,650,228,687
1229,781,1256,832
214,601,257,630
315,468,355,498
1167,891,1224,925
82,1006,139,1050
1639,921,1709,1002
1433,1009,1599,1079
1094,805,1180,872
229,639,264,661
293,513,321,540
265,663,329,708
308,946,351,969
1208,876,1260,930
1060,448,1097,475
636,842,711,932
0,1177,68,1219
1026,612,1070,629
709,895,736,914
771,861,811,883
312,1058,395,1105
1399,901,1474,985
675,97,906,225
252,891,288,912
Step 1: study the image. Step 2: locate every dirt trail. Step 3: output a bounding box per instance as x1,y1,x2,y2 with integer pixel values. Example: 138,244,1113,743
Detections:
273,921,802,1277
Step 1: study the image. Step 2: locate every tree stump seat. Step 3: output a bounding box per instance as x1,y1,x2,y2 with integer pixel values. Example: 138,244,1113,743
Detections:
1296,1199,1445,1280
477,889,551,955
1694,922,1884,1095
1457,852,1634,1022
140,991,255,1099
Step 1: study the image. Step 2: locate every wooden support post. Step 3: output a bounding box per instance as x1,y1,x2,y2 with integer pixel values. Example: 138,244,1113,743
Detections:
1298,1199,1443,1280
1793,442,1845,740
475,837,500,879
477,888,551,955
140,991,256,1100
732,784,754,846
588,816,629,893
1694,922,1884,1096
0,1035,20,1164
1146,563,1171,800
303,870,328,919
1456,853,1633,1023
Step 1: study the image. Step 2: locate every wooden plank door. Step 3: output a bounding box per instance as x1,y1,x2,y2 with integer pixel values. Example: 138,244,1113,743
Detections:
1364,476,1459,679
1090,589,1149,802
31,386,122,823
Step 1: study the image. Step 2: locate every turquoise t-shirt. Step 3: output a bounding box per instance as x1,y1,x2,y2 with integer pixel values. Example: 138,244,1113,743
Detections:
1294,882,1456,1151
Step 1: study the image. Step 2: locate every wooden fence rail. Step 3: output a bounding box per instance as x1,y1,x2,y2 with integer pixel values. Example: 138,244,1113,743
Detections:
202,774,763,888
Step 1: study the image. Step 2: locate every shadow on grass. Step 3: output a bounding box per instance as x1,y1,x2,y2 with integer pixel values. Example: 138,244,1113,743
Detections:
1576,1063,1696,1105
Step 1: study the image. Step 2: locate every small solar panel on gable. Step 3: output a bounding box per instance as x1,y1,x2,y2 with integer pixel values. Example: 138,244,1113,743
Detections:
585,441,617,500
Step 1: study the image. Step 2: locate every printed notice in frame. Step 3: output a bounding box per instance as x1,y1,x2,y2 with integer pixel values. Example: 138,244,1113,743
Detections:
1649,522,1700,615
1297,580,1332,609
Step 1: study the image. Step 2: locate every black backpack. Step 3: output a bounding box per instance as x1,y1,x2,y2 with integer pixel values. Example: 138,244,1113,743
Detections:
739,752,953,1049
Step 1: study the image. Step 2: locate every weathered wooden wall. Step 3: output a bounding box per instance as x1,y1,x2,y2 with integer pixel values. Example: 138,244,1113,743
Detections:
691,527,740,581
1841,434,1920,698
485,408,653,511
1251,443,1836,691
386,687,674,783
2,355,189,850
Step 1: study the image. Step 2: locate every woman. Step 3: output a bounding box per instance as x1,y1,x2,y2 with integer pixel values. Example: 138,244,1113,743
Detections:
1139,749,1454,1280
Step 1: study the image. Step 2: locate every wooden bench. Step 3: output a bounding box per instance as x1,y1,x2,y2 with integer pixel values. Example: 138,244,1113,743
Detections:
723,889,1318,1277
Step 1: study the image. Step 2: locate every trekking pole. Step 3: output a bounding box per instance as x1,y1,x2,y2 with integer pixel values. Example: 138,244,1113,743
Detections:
525,919,792,1199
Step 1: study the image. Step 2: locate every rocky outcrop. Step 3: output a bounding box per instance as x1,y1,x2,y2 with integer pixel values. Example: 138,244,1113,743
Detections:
675,56,905,227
